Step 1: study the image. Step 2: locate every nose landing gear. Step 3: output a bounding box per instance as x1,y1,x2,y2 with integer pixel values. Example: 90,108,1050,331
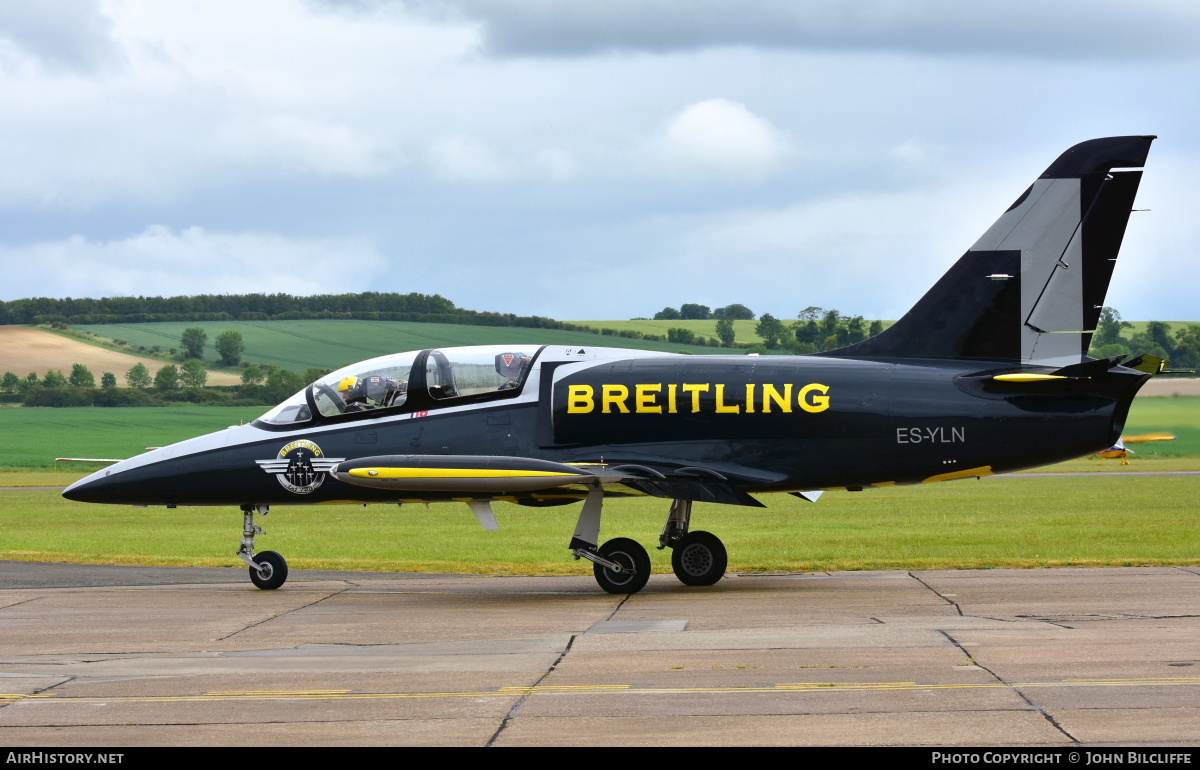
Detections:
238,504,289,590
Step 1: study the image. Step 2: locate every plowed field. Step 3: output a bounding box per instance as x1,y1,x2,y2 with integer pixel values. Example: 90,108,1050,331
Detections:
0,327,240,385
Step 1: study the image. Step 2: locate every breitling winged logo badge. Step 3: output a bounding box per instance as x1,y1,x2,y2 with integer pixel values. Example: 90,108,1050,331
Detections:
255,440,345,494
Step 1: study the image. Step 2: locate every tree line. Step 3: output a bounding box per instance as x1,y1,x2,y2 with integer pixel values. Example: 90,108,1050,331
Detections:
1,359,328,408
1090,308,1199,369
659,306,884,353
652,303,756,321
0,291,572,329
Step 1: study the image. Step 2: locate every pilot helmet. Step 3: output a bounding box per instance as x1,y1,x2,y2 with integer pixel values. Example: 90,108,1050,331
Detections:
337,376,364,401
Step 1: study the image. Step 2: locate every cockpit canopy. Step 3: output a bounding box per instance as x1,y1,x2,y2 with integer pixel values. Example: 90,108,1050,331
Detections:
258,345,540,426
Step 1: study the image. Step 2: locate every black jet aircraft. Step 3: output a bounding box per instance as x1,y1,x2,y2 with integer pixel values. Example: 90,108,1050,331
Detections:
64,136,1164,594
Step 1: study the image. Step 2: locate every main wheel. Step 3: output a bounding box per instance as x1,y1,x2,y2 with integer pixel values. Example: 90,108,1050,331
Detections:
593,538,651,595
671,531,727,586
249,550,289,590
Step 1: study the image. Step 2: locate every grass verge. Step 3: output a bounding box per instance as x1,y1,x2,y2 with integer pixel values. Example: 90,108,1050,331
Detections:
2,473,1195,574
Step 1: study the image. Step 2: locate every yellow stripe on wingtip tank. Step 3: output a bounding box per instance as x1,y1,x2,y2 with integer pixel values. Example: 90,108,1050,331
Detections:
348,468,577,480
923,466,994,483
993,374,1067,382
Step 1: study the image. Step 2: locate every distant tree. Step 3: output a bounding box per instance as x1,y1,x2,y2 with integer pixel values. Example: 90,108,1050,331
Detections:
101,372,117,388
715,318,736,347
868,320,884,337
1128,321,1174,362
1173,324,1200,369
240,364,265,386
154,364,180,391
1146,321,1174,354
303,367,333,384
843,316,867,346
1093,307,1132,349
793,319,821,347
755,314,785,349
264,368,305,402
1,372,18,393
667,328,696,344
68,364,96,388
679,303,711,320
798,306,823,321
180,359,208,388
215,330,245,366
181,328,207,359
653,307,681,320
718,303,755,320
820,309,842,339
43,370,68,388
126,363,152,389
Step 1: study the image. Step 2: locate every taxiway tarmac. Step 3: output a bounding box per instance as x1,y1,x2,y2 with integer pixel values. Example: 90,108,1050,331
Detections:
1,563,1199,747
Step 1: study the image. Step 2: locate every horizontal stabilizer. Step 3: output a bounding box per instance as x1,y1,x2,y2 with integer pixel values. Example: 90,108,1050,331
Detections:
1123,354,1169,375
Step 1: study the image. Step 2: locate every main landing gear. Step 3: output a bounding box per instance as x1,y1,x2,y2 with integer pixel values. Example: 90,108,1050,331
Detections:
569,488,727,594
659,499,727,587
238,504,289,590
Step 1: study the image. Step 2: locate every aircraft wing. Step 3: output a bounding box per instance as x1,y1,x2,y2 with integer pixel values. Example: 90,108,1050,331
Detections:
331,454,766,505
332,455,614,492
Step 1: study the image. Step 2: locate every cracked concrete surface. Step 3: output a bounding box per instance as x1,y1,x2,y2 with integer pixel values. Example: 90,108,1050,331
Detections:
1,564,1199,746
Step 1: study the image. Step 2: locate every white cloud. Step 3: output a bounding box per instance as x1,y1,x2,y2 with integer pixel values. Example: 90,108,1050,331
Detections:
0,2,1193,323
0,226,386,299
890,140,928,166
0,0,121,74
535,148,577,180
448,0,1200,61
222,115,403,177
428,136,508,182
657,99,792,182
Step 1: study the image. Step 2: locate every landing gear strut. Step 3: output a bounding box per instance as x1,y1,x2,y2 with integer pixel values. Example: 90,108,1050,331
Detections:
659,499,727,586
570,484,652,594
238,504,289,590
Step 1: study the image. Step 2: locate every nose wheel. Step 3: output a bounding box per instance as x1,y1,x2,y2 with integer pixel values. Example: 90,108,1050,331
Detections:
592,537,652,595
249,550,288,590
238,504,289,590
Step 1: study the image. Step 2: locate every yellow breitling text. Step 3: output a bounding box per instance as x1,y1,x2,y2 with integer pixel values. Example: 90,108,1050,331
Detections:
566,383,830,415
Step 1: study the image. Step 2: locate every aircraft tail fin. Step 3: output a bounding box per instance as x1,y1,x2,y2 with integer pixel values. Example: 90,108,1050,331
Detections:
823,136,1155,366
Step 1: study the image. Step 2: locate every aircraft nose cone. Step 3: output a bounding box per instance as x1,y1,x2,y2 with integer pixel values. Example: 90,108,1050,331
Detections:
62,472,120,504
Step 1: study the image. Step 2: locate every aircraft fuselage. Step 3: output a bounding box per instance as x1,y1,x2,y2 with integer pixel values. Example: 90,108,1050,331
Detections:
65,350,1147,508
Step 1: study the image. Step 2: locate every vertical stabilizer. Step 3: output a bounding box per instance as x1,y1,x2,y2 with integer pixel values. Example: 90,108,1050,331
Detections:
824,136,1154,365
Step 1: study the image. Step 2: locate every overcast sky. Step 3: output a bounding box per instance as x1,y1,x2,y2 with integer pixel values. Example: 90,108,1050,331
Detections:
0,0,1196,322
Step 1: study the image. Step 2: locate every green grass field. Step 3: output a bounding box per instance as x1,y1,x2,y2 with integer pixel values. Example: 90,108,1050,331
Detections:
1120,321,1197,337
77,320,738,371
0,395,1196,572
578,319,1199,348
574,319,768,346
1111,396,1200,456
0,405,269,469
0,474,1196,573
